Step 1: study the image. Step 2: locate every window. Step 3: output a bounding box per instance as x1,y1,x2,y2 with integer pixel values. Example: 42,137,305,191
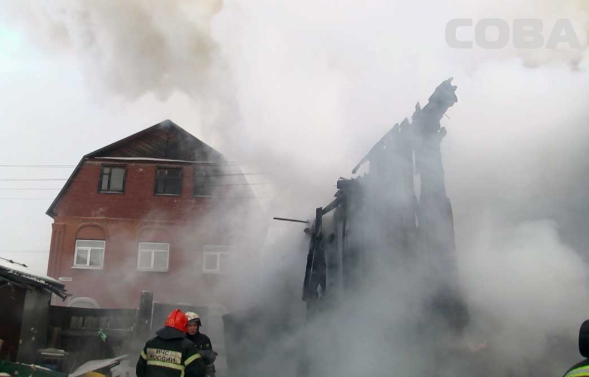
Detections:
137,242,169,272
98,166,126,192
203,245,233,274
194,165,247,198
155,168,182,196
73,240,105,269
194,166,219,197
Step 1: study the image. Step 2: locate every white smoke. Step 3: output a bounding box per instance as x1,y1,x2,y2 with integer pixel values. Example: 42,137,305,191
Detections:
4,0,589,375
2,0,222,100
0,0,238,147
459,219,589,374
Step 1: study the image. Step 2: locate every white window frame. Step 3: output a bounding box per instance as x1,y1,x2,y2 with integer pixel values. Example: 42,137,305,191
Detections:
203,245,233,274
137,242,170,272
72,240,105,270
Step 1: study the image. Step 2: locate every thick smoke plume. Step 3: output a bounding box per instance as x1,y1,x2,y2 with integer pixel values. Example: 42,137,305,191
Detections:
2,0,223,100
460,220,589,375
1,0,238,147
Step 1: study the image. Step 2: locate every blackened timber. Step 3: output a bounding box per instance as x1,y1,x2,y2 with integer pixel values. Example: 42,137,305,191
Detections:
273,217,309,224
0,266,68,299
352,126,398,175
322,198,341,215
336,179,360,189
302,208,327,301
136,290,154,341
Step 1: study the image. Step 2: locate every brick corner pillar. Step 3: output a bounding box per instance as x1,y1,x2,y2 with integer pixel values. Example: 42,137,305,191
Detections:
47,222,65,278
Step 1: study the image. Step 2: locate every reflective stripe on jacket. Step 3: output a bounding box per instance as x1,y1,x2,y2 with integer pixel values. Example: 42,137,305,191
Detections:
564,359,589,377
137,327,205,377
566,366,589,377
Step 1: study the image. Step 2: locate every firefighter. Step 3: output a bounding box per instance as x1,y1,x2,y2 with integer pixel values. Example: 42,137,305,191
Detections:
136,309,205,377
563,320,589,377
185,312,217,377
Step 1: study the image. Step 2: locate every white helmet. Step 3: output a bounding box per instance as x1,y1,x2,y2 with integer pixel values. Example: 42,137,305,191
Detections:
186,312,202,326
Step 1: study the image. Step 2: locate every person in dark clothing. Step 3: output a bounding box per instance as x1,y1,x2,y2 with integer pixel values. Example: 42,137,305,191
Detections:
137,309,205,377
185,312,217,377
563,320,589,377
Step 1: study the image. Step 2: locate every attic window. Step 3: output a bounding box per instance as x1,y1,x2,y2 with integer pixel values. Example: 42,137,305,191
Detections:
99,166,126,193
194,165,247,198
155,168,182,196
194,166,220,197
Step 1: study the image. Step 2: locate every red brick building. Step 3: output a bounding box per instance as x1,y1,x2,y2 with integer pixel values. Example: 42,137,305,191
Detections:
46,120,266,311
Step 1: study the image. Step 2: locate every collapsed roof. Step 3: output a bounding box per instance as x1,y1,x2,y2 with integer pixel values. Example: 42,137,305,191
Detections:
0,257,68,300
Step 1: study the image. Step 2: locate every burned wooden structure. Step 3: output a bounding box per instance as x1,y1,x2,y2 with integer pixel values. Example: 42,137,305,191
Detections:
302,78,467,332
0,258,68,363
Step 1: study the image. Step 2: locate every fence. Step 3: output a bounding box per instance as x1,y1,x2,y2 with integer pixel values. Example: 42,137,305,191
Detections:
48,306,138,373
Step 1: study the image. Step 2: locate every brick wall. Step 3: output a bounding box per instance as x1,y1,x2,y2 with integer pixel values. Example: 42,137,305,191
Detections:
48,160,264,310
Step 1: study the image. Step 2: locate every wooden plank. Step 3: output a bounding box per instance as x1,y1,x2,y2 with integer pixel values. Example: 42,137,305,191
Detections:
322,198,341,215
136,291,153,341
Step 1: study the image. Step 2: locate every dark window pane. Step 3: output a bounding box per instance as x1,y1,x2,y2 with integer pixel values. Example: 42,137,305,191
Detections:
100,166,125,192
194,166,219,197
110,168,125,191
155,169,165,194
101,174,110,191
167,179,181,195
194,165,249,198
166,169,182,194
193,169,206,196
155,178,164,193
155,168,182,195
167,169,181,178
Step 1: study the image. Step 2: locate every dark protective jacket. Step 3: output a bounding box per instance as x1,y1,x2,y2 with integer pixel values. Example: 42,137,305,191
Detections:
186,331,217,376
136,327,205,377
563,359,589,377
186,332,213,352
564,320,589,377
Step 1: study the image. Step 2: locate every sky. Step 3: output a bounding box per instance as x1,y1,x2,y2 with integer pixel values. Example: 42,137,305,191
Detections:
2,1,589,374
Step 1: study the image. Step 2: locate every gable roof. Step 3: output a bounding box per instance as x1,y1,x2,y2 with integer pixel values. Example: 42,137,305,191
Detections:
86,119,225,162
46,120,227,217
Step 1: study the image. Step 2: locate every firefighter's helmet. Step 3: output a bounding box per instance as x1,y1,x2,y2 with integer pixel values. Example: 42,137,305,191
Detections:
186,312,202,326
165,309,188,333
